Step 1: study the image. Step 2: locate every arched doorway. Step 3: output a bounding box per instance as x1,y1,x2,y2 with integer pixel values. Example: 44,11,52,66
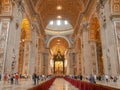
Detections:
49,37,69,75
89,15,104,75
96,30,104,75
18,18,31,75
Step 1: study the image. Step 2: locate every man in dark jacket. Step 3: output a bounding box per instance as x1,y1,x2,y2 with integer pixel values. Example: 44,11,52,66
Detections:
32,73,37,85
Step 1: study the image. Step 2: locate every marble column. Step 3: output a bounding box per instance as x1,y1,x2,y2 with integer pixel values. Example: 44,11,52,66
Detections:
89,42,98,75
22,41,31,75
0,19,10,74
83,31,91,76
38,52,41,74
76,52,82,75
48,53,51,75
69,53,75,75
42,53,48,75
34,36,39,74
112,20,120,74
76,53,80,75
98,1,119,75
65,51,70,75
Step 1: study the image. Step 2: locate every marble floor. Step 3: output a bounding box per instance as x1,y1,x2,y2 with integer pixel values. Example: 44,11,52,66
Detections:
0,78,79,90
49,78,78,90
0,79,46,90
0,78,120,90
96,80,120,89
0,79,34,90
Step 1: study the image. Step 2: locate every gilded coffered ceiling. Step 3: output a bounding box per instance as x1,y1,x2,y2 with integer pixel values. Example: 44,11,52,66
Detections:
30,0,90,29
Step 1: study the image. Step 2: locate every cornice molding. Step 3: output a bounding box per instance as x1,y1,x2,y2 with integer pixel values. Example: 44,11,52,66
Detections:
110,15,120,21
0,15,13,20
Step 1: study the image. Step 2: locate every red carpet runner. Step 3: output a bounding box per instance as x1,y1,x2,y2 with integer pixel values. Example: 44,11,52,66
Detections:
64,77,119,90
28,78,56,90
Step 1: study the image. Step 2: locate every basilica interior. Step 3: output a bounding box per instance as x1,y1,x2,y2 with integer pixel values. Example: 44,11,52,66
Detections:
0,0,120,90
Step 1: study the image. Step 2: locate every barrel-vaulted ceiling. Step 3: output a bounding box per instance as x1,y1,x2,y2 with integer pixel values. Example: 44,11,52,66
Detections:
30,0,90,29
30,0,90,55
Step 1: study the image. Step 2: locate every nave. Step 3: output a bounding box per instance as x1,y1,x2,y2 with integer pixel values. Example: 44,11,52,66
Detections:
0,0,120,89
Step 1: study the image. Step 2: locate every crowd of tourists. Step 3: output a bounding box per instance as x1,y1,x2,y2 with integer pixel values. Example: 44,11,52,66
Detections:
0,73,19,85
0,72,53,85
68,74,120,84
0,72,120,86
32,73,53,85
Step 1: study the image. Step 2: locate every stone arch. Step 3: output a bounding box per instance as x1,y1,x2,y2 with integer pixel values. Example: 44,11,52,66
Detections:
18,18,31,74
89,14,104,75
47,36,71,48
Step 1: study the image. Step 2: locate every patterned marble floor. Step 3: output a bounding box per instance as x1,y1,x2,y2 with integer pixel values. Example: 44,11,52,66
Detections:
0,79,46,90
49,78,78,90
0,78,120,90
97,80,120,89
0,79,34,90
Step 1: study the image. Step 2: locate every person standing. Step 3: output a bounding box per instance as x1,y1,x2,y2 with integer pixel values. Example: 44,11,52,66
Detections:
32,73,37,85
8,74,11,83
10,74,14,85
15,73,19,85
0,73,1,81
4,73,7,84
89,74,96,83
79,75,83,80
